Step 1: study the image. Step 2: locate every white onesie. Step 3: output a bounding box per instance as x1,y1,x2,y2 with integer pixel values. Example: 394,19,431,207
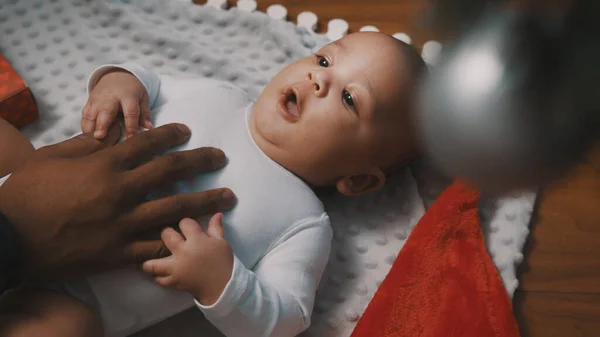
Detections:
77,64,333,337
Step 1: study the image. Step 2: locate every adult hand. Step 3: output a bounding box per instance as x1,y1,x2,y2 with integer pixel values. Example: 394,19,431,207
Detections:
0,123,235,282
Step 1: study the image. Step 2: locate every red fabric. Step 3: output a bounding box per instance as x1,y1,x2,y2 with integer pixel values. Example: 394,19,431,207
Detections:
0,54,38,129
351,181,521,337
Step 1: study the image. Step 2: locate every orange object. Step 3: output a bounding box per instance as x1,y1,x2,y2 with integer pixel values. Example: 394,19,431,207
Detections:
351,181,521,337
0,54,38,129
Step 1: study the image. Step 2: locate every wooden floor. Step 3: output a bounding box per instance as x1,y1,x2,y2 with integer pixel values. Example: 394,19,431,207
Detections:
515,143,600,337
193,1,600,335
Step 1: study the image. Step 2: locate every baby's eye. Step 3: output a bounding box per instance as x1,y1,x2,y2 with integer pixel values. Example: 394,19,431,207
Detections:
343,90,355,108
316,55,330,68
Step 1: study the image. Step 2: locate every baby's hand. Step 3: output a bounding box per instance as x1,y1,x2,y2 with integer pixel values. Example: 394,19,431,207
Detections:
82,70,153,139
142,214,234,306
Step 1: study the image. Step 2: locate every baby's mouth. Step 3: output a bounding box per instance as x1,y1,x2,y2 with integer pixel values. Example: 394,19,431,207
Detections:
285,92,299,117
278,86,301,121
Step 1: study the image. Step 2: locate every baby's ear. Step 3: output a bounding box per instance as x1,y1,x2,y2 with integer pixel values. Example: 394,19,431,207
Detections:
336,167,386,197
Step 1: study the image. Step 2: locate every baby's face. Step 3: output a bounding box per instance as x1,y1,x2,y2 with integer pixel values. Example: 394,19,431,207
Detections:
251,32,418,191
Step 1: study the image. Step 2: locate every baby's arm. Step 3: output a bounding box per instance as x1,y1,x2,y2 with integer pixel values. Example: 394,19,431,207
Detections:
102,65,224,107
142,214,332,337
84,64,218,138
198,215,332,337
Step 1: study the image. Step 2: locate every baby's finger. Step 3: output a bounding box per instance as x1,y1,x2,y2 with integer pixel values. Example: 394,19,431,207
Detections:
142,256,173,277
206,213,225,240
179,218,206,240
140,94,153,130
161,227,185,253
141,118,154,130
81,101,99,133
122,97,141,138
154,275,175,288
95,99,120,139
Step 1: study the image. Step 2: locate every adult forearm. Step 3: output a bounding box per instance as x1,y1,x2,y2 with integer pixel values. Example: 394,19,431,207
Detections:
0,211,23,293
0,278,7,294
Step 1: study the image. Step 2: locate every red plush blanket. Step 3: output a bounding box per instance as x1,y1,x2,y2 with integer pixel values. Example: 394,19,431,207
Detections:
351,181,521,337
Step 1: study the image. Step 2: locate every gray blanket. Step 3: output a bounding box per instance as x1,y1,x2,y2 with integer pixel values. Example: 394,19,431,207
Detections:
0,1,535,336
0,0,327,148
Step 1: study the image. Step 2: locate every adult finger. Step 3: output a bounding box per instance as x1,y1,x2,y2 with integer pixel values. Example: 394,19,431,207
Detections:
81,101,99,133
110,123,192,169
206,213,225,239
123,240,169,265
122,97,140,139
125,147,227,194
179,218,206,240
120,189,236,236
142,257,173,277
94,98,120,139
37,123,121,159
161,227,185,253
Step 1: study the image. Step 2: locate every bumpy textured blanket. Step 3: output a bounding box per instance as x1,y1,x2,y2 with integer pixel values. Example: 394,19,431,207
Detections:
0,1,536,336
351,180,521,337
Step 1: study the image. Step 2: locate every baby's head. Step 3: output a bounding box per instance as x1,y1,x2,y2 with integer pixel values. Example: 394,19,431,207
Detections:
251,32,426,196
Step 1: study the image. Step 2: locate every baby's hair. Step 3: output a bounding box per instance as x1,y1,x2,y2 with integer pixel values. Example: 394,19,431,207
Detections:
394,38,428,84
381,37,428,177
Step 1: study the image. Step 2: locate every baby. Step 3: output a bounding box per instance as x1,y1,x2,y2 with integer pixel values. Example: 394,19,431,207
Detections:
3,32,426,337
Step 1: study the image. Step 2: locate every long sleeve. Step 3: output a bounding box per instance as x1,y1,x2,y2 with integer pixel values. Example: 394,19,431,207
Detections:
86,63,332,337
196,215,332,337
87,63,224,110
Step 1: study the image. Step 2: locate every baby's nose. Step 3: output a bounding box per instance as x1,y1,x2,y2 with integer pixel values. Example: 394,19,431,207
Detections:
308,70,331,97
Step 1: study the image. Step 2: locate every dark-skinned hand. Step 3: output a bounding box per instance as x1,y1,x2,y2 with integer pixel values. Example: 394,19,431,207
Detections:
0,123,235,282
